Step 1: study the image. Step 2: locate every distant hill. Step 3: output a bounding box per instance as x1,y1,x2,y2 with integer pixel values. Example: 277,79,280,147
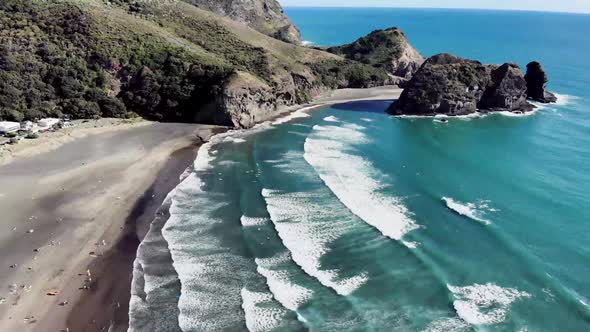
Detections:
328,28,424,85
182,0,302,44
0,0,417,127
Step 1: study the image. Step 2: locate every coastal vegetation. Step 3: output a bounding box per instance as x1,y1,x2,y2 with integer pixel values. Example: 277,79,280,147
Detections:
0,0,393,126
327,27,424,82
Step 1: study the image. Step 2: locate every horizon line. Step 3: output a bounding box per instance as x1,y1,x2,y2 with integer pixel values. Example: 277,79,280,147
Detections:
282,6,590,15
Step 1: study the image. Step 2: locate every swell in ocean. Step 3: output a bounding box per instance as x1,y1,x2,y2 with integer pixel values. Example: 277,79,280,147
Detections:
128,95,590,331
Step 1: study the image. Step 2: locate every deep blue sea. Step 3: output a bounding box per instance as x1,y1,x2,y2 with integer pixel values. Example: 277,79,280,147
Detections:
129,8,590,331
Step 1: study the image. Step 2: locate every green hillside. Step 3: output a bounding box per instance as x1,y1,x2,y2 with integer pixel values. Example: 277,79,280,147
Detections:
0,0,389,126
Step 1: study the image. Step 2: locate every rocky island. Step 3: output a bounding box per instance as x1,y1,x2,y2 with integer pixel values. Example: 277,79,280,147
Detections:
387,53,557,116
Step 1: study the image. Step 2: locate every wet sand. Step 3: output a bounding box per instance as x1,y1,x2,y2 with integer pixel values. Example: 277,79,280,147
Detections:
0,86,402,331
0,122,221,331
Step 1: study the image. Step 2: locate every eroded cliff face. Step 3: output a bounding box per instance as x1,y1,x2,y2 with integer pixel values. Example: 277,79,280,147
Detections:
387,54,536,116
211,70,324,128
183,0,301,44
327,28,424,85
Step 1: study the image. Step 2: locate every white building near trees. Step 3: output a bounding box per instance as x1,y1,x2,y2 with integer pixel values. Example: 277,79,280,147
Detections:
38,118,60,129
0,121,21,134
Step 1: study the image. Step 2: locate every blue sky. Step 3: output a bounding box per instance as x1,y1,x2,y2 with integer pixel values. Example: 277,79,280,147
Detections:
281,0,590,14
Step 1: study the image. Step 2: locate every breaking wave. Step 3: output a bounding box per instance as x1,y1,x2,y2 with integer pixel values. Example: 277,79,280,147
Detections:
261,186,369,296
304,122,419,245
442,197,493,225
448,283,531,325
254,253,314,311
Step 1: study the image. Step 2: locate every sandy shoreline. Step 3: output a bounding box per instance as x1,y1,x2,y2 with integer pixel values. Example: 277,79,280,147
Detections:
0,86,401,331
0,122,222,331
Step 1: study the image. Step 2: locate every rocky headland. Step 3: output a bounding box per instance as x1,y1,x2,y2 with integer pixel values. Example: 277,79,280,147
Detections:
327,28,424,86
0,0,419,129
387,53,557,116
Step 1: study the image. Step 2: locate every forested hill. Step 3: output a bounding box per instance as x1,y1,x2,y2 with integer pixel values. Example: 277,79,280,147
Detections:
0,0,415,127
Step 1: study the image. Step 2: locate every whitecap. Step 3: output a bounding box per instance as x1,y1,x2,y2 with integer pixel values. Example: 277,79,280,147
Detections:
301,40,315,46
448,283,531,325
240,288,291,332
304,123,419,244
262,187,369,296
260,144,371,296
442,197,492,225
241,215,268,227
324,115,340,122
254,253,313,311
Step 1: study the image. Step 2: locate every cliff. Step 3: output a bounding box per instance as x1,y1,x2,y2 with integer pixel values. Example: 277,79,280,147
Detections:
182,0,301,44
0,0,389,128
387,54,555,116
327,28,424,85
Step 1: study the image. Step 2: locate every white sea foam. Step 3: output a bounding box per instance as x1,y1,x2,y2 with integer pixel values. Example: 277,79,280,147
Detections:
161,131,257,330
272,107,313,125
163,175,250,331
223,136,247,144
554,93,578,106
422,317,470,332
129,190,186,332
360,118,374,122
396,112,484,120
324,115,341,122
262,187,369,296
442,197,492,225
255,253,313,311
301,40,314,46
304,122,419,244
260,143,372,296
128,133,242,331
448,283,531,325
496,110,537,117
240,288,291,332
241,215,269,227
398,109,540,120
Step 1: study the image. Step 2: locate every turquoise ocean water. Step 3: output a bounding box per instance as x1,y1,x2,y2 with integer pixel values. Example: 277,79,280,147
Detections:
129,9,590,331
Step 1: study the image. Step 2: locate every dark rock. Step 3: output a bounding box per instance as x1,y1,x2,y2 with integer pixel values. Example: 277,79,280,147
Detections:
525,61,557,103
387,54,536,116
388,54,491,115
478,63,532,113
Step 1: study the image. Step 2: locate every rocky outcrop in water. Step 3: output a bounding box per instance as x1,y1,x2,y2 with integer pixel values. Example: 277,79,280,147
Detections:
183,0,301,44
478,63,531,112
525,61,557,103
327,28,424,85
387,54,556,116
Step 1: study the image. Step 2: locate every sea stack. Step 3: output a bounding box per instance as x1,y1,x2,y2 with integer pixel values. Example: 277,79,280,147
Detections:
525,61,558,103
387,54,556,116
